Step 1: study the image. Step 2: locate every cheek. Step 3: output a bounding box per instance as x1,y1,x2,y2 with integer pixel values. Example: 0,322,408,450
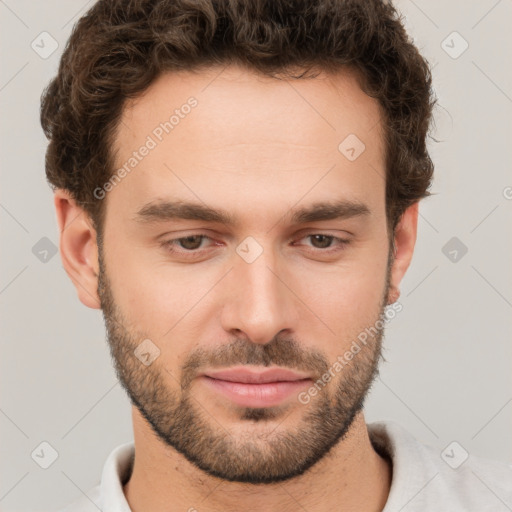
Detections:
102,232,184,329
114,268,202,331
291,251,389,355
301,268,385,322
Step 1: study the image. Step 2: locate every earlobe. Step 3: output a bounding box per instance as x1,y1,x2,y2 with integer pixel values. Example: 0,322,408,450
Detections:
54,190,101,310
387,202,419,304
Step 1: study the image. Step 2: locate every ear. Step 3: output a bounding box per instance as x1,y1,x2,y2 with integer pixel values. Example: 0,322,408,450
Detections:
387,202,418,304
54,189,101,309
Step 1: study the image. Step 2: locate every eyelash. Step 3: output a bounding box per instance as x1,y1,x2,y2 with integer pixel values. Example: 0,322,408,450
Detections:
160,233,350,257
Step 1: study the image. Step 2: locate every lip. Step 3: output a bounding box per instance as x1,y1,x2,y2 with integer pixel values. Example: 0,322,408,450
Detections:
199,366,312,408
203,366,312,383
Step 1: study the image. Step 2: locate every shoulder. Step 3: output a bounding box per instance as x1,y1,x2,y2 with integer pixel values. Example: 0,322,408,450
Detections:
368,420,512,512
421,439,512,511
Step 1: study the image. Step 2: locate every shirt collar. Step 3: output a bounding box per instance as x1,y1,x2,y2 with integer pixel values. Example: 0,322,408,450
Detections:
100,441,134,512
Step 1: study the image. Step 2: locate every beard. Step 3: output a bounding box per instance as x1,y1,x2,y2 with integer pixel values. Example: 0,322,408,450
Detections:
97,242,391,484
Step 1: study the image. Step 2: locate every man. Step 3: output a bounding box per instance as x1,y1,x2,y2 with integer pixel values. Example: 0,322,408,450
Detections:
41,0,511,510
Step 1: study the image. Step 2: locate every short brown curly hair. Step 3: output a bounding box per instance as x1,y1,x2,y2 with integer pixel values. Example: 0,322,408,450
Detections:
40,0,436,236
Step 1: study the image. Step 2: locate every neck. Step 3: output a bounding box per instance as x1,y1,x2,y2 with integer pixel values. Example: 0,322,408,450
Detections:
123,408,392,512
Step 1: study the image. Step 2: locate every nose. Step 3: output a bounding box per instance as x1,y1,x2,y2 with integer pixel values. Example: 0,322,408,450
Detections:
220,243,300,345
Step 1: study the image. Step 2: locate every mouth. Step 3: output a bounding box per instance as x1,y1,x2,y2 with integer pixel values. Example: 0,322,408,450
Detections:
199,366,313,408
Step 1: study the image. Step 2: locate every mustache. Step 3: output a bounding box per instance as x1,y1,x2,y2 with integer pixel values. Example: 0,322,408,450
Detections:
180,337,329,390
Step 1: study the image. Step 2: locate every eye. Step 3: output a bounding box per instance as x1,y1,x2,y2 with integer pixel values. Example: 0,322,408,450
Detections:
161,234,212,254
298,234,350,252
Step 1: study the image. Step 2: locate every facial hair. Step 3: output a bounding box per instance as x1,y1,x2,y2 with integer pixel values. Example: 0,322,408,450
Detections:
97,241,391,484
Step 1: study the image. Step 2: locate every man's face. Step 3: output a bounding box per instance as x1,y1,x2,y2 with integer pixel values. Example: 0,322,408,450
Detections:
97,65,391,483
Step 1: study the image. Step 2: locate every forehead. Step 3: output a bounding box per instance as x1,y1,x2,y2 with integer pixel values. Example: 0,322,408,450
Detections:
108,65,386,227
117,65,382,149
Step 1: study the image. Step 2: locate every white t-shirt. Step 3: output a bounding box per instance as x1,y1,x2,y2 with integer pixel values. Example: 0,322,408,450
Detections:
56,421,512,511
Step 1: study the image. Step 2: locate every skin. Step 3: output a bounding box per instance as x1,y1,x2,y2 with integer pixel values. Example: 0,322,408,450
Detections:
54,65,418,512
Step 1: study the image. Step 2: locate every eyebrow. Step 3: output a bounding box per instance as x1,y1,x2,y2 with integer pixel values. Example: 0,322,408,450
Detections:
133,199,370,227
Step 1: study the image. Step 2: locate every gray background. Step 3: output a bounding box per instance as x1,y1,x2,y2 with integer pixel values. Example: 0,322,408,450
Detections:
1,0,511,510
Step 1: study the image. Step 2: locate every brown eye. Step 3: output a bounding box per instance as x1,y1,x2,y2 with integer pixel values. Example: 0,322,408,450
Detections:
308,234,335,249
177,235,205,250
161,234,213,255
297,234,350,254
